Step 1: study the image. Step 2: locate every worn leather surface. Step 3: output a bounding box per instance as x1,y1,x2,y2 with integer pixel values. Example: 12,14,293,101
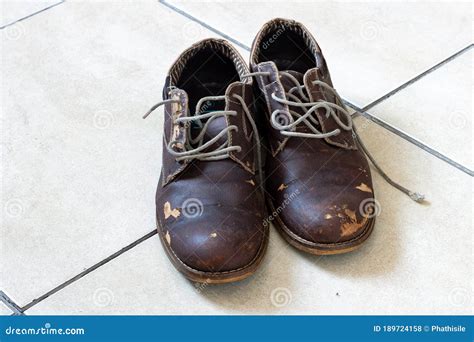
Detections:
155,39,266,273
251,19,375,244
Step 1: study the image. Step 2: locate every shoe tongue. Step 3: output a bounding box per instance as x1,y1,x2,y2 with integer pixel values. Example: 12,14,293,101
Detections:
303,67,325,81
278,68,329,132
192,96,228,147
302,67,335,103
280,70,305,92
282,67,332,102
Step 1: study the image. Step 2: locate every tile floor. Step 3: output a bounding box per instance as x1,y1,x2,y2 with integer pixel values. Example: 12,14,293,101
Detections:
0,302,12,316
0,0,472,315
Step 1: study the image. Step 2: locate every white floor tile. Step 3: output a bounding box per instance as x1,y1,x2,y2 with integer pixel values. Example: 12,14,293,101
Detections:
0,0,60,27
0,302,13,315
166,1,472,107
26,117,473,315
369,49,473,170
0,0,240,307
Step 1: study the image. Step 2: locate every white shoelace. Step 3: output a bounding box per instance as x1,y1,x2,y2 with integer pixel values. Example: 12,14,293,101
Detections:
243,71,425,203
144,93,263,191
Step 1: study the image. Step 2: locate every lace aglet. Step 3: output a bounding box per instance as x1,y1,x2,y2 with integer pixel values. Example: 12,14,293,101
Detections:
409,192,425,203
142,111,152,119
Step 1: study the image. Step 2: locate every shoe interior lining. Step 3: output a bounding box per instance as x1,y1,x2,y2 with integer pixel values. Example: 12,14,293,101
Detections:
252,19,321,73
169,40,250,113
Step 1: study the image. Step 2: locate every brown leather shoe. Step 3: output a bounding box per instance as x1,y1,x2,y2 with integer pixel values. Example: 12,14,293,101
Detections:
249,19,379,255
144,39,268,283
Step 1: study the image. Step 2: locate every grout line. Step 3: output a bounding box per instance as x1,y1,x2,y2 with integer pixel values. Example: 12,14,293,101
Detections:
361,44,474,111
21,230,157,311
160,0,473,176
159,0,250,51
346,101,474,176
0,291,24,315
0,0,65,30
0,0,467,316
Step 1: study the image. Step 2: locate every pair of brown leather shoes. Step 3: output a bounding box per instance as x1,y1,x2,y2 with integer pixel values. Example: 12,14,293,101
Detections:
144,18,423,283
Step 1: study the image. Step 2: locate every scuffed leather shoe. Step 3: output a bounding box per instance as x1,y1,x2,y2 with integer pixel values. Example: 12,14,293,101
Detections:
249,19,377,255
145,39,268,283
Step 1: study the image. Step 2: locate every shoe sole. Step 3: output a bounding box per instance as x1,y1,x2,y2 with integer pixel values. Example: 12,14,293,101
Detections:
266,197,375,255
156,214,269,284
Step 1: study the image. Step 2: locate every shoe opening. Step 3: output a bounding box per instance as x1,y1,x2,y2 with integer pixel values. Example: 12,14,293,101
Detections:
252,18,322,73
169,39,250,112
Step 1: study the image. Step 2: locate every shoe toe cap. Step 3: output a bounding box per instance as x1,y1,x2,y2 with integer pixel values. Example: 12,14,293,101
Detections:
160,204,266,273
274,185,375,244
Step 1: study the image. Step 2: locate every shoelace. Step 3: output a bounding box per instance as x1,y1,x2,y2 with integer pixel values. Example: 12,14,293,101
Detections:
243,71,425,203
144,93,263,188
